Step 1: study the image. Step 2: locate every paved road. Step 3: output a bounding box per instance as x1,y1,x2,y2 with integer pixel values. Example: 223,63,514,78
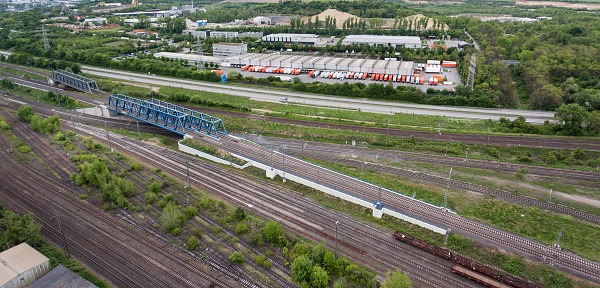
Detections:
80,65,555,123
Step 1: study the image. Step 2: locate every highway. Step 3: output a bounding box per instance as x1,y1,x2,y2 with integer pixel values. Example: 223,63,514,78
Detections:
79,65,556,123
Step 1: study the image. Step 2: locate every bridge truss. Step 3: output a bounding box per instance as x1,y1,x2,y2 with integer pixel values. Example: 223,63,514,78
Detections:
107,94,227,138
52,70,98,93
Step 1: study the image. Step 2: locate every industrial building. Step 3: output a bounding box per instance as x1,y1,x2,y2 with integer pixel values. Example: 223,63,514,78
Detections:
341,35,423,48
29,265,96,288
212,43,248,57
262,34,321,46
220,53,414,75
210,31,239,39
0,243,51,288
154,52,222,65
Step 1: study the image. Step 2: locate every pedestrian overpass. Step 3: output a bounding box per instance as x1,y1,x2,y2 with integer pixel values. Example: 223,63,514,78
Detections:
107,94,227,139
52,70,99,93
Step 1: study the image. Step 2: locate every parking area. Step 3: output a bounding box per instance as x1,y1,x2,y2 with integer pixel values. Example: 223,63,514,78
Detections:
219,65,461,92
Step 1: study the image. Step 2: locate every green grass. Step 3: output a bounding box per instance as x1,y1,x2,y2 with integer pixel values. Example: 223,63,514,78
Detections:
0,66,47,80
8,85,93,110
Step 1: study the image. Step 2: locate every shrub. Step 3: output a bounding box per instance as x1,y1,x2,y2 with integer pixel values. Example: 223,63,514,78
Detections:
160,202,184,232
130,163,142,171
79,194,88,199
145,192,157,204
17,105,34,123
0,120,9,130
291,255,313,283
312,242,327,266
487,148,499,158
323,251,338,275
184,206,198,219
148,181,161,194
263,260,273,269
17,145,31,153
234,206,246,221
235,223,248,235
187,236,200,250
229,252,244,264
310,266,329,288
248,230,264,247
30,115,60,134
163,193,174,202
70,172,78,182
255,255,265,266
263,221,285,246
171,227,181,236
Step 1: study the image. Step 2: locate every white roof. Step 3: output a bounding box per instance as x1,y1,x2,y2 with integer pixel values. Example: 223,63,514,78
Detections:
154,52,220,62
342,35,421,46
0,243,49,285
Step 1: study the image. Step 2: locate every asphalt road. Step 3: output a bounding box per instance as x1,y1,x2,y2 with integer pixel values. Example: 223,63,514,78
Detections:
80,65,555,123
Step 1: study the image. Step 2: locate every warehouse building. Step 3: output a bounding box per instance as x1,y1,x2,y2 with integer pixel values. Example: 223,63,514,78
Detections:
210,31,239,39
29,265,96,288
213,43,247,57
154,52,221,64
341,35,423,48
0,243,51,288
262,34,321,46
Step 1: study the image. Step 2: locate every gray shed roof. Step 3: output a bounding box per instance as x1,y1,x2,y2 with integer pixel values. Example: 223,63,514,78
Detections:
30,265,97,288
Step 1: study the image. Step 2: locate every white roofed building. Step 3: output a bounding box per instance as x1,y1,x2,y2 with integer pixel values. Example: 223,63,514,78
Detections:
342,35,423,48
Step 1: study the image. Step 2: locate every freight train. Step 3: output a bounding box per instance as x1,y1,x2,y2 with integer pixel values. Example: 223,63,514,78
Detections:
392,232,540,288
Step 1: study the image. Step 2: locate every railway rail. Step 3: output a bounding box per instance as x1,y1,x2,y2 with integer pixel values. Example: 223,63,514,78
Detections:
189,132,600,282
3,61,600,152
73,122,484,288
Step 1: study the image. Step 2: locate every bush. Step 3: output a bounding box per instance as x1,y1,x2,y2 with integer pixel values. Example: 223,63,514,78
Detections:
487,148,499,158
30,115,61,134
163,193,174,202
0,120,9,130
171,227,181,236
148,181,161,194
145,192,157,204
160,202,184,232
184,206,198,219
229,251,244,264
187,236,200,250
130,163,142,171
263,221,285,246
17,105,34,123
310,266,329,288
255,255,265,266
17,145,31,153
312,242,327,266
248,230,264,247
291,255,313,283
234,206,246,221
262,260,273,269
235,223,249,235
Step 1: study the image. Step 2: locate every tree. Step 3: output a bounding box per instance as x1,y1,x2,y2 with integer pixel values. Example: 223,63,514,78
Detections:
17,105,35,123
291,255,313,283
262,221,285,246
0,211,42,249
1,78,14,90
160,201,184,232
148,181,161,194
311,241,327,265
229,251,244,264
323,251,338,275
555,103,588,135
382,270,411,288
310,265,329,288
233,206,246,221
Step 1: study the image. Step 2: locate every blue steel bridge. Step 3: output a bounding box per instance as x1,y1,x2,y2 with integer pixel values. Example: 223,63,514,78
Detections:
107,94,227,139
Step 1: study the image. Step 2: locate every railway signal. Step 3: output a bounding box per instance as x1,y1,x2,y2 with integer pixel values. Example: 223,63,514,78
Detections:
335,221,339,260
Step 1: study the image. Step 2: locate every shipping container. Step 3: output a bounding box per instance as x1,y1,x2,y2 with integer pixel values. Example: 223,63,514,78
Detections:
401,75,406,82
442,61,457,67
277,76,292,82
211,70,224,75
371,73,376,80
241,65,250,71
313,71,320,78
362,73,367,80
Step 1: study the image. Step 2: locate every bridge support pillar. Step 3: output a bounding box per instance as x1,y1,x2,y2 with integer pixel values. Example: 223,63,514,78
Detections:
372,202,384,219
266,168,277,179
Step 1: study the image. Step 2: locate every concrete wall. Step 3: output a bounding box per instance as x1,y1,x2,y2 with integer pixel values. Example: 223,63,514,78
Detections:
178,140,250,169
76,105,118,117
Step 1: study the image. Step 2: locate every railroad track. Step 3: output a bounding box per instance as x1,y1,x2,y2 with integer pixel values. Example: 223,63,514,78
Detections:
284,152,600,226
0,115,256,288
188,133,600,282
3,60,600,152
74,122,488,288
